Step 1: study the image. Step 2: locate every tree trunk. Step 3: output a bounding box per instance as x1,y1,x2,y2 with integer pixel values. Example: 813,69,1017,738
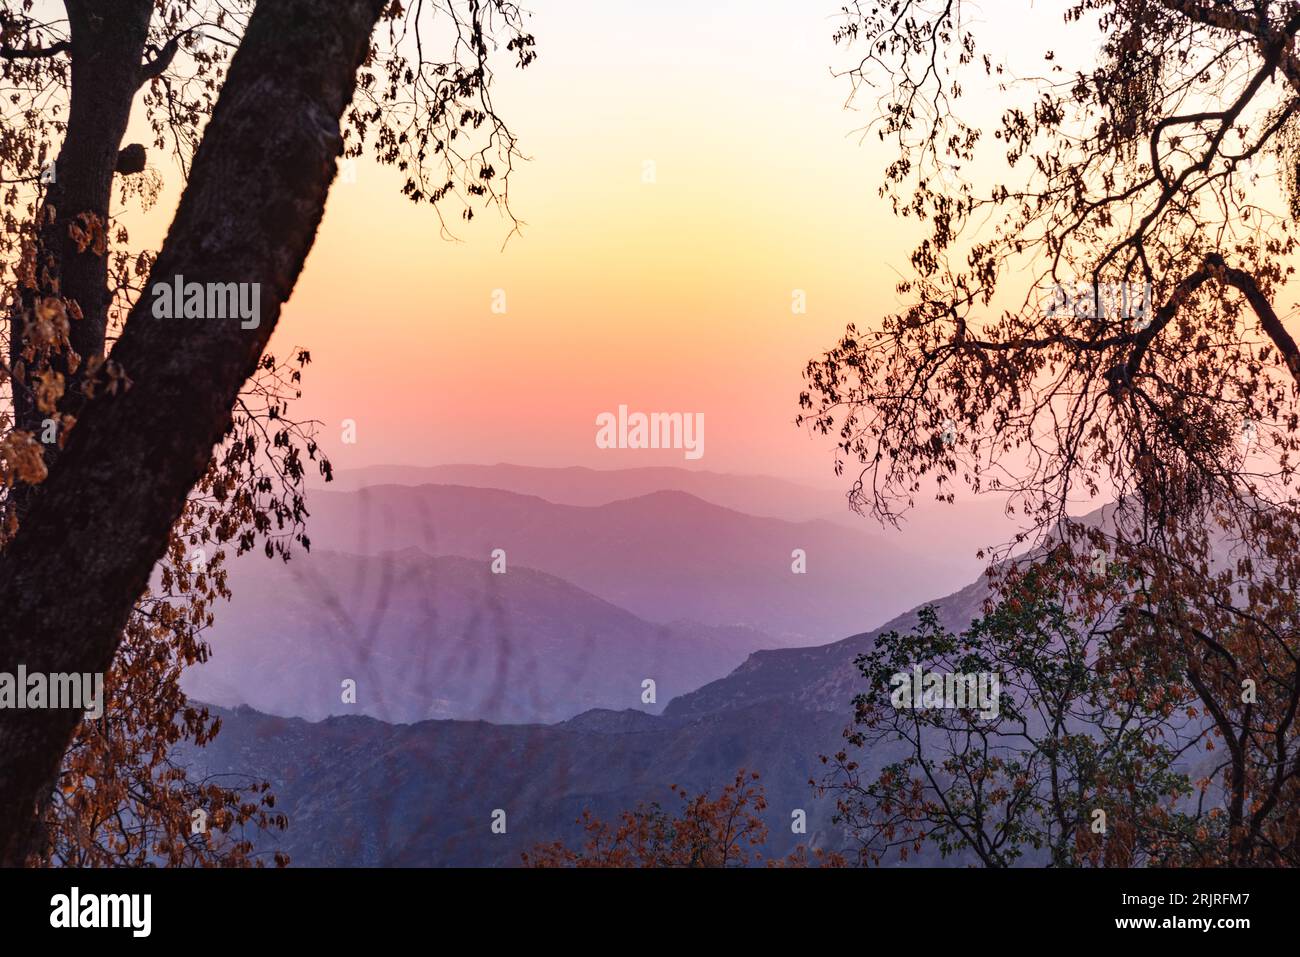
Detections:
0,0,387,866
8,0,152,514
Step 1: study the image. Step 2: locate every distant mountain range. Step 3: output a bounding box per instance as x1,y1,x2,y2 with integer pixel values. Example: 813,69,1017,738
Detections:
323,462,849,522
320,463,1017,574
298,483,972,642
176,464,1037,865
181,491,1232,867
180,573,993,866
182,700,854,867
186,549,780,724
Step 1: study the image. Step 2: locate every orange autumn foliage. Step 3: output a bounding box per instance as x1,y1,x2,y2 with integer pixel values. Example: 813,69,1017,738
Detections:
523,770,846,868
26,352,328,867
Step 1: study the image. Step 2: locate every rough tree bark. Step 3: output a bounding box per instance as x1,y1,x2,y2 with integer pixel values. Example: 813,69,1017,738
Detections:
0,0,388,865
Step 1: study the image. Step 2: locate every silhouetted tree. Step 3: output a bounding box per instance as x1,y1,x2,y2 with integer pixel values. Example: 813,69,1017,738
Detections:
802,0,1300,866
820,561,1204,867
0,0,535,865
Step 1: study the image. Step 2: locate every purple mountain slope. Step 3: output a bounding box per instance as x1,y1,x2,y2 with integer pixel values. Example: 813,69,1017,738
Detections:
299,483,972,643
180,550,1006,866
185,549,781,724
324,462,849,522
319,462,1015,576
177,502,1234,866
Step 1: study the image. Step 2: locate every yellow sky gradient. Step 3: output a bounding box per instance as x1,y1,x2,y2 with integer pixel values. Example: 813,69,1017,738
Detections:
273,0,922,485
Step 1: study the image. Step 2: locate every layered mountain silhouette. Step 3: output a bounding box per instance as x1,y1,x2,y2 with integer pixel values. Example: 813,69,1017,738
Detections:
186,549,779,724
178,466,1037,865
181,573,994,866
298,483,971,642
324,463,851,522
320,463,1012,577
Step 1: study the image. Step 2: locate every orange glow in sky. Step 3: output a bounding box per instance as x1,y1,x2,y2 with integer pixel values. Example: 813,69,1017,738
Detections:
117,1,1068,493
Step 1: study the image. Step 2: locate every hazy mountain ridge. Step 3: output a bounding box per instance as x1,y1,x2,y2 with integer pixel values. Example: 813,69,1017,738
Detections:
181,701,855,867
182,467,1033,865
300,482,970,642
184,563,997,866
664,574,991,720
188,549,781,725
318,462,1012,578
321,462,849,523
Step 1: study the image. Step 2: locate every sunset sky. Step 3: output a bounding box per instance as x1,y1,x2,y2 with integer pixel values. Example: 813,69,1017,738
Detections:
284,0,900,486
121,1,1077,494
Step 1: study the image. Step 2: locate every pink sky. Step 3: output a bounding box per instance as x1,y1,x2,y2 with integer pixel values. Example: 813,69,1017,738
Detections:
116,0,1083,522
